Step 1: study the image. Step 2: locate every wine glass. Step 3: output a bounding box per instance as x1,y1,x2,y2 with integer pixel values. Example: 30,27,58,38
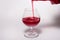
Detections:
22,8,40,38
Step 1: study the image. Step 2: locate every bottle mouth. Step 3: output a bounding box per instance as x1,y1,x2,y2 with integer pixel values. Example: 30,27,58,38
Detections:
32,0,60,4
32,0,50,1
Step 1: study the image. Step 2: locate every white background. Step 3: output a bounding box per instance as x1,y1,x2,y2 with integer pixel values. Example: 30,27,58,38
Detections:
0,0,60,40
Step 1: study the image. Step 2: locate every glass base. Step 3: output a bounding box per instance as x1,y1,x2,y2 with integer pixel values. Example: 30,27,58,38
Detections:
24,28,40,38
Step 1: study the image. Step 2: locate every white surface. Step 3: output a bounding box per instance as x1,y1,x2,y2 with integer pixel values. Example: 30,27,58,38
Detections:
0,0,60,40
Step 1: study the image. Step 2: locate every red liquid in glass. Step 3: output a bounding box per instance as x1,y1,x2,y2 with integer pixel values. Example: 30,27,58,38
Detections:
32,0,60,4
22,17,40,27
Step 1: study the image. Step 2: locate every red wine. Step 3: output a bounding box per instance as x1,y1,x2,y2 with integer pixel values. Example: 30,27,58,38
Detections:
22,17,40,27
31,0,34,17
32,0,60,4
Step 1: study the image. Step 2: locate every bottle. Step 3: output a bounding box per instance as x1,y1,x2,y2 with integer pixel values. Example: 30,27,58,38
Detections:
32,0,60,4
